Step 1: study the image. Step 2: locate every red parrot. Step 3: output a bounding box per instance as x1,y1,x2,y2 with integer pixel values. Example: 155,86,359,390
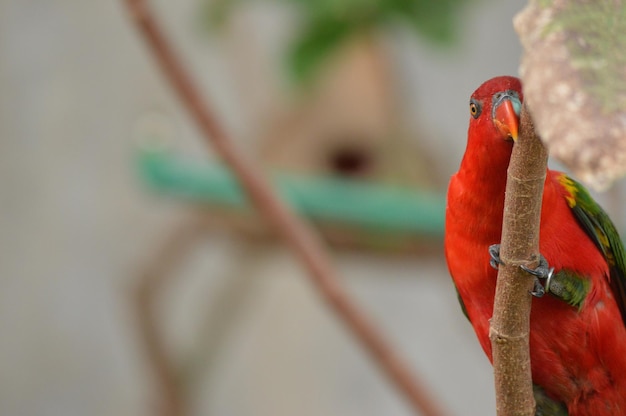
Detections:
445,76,626,415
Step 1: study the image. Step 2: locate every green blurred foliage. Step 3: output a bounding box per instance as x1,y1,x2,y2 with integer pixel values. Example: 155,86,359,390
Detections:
202,0,471,84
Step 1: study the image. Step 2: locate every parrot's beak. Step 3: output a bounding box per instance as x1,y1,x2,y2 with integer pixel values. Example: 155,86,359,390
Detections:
493,95,520,142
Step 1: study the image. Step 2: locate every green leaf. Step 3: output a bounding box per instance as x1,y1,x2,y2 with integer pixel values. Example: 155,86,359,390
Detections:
382,0,463,45
201,0,252,30
200,0,473,83
287,16,359,84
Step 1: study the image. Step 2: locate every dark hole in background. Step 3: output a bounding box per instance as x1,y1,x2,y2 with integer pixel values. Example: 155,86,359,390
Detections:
327,145,373,177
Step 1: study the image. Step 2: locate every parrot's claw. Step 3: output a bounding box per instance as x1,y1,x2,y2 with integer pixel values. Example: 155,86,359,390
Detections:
489,247,554,298
521,254,555,298
530,278,545,298
488,244,504,269
520,255,553,279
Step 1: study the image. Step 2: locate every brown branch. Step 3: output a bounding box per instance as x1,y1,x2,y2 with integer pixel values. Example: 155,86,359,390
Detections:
489,105,548,415
135,214,210,416
123,1,449,415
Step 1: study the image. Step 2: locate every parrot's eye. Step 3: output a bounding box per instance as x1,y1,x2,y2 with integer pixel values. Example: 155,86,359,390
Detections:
469,100,482,119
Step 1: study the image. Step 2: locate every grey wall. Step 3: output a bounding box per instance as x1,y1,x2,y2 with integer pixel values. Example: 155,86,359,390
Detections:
0,1,528,415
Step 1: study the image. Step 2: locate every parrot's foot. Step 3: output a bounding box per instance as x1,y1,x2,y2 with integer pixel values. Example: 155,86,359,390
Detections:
488,245,554,298
521,254,555,298
488,244,503,269
521,255,553,279
530,279,546,298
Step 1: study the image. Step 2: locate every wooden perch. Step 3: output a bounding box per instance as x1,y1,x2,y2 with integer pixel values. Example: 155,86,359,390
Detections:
124,1,448,415
490,105,548,416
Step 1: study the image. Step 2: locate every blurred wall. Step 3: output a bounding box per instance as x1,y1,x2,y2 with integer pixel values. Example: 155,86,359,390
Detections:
0,1,526,415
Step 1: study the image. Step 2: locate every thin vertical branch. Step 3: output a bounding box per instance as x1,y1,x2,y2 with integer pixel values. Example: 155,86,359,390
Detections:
135,215,209,416
489,105,547,415
123,1,449,415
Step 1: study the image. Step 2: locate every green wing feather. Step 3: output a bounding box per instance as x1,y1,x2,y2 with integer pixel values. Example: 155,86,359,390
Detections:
533,384,568,416
557,173,626,326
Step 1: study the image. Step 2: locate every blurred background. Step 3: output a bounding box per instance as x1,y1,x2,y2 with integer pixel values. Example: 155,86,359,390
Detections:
0,1,573,415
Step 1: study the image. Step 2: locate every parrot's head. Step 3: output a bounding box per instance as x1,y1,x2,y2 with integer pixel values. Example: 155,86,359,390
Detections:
468,76,523,144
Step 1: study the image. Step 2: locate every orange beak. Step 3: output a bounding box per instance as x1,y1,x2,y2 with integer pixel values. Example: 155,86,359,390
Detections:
493,98,519,142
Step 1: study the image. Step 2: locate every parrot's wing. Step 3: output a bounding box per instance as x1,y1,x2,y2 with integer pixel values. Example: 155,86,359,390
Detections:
557,173,626,326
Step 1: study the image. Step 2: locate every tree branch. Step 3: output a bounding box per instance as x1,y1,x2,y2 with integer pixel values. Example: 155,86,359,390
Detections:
123,1,448,415
515,0,626,190
135,215,209,416
490,105,548,416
